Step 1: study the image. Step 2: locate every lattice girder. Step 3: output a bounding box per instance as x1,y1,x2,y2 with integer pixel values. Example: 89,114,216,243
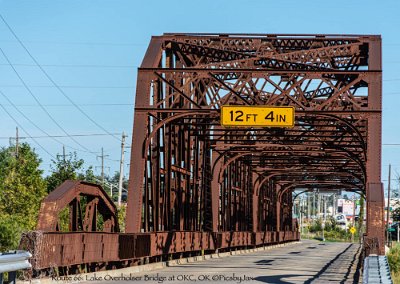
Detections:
126,33,384,255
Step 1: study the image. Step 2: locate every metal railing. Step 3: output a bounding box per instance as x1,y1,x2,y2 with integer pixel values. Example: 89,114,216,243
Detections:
0,251,31,284
363,255,392,284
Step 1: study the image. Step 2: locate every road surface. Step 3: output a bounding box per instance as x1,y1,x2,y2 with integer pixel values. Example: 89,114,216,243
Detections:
81,240,361,284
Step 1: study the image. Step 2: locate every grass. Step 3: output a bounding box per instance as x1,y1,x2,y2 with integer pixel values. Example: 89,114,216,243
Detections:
388,242,400,282
300,218,362,243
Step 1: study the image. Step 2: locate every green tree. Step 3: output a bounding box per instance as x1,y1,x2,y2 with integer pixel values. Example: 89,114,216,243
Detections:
0,143,47,251
45,151,90,192
108,171,128,202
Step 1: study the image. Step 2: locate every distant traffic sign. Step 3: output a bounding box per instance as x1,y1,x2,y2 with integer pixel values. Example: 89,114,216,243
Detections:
221,106,295,127
349,227,356,234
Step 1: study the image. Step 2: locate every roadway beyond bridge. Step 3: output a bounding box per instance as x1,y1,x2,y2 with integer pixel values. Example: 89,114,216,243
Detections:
81,240,361,284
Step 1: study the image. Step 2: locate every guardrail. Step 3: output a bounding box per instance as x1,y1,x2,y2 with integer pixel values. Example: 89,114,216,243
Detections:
363,255,392,284
0,251,32,284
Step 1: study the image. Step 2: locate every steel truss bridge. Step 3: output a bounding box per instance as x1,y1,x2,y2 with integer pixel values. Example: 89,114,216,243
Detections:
21,33,384,276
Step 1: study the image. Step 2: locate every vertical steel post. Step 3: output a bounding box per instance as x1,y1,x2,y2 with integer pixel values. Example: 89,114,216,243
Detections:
211,151,221,232
252,172,259,232
126,73,151,233
366,35,384,254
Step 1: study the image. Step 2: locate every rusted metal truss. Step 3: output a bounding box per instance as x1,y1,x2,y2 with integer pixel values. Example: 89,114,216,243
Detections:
22,33,383,275
126,33,383,253
36,180,119,232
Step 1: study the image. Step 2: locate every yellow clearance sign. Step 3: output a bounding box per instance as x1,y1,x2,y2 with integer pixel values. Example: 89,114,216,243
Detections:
221,106,295,127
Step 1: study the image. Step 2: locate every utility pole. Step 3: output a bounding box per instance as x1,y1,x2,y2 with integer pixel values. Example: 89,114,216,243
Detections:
387,164,391,244
118,132,127,206
56,145,67,163
311,191,315,218
15,127,19,157
333,194,336,216
97,148,109,187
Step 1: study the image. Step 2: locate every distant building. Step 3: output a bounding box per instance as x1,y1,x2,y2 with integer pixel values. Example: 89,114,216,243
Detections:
385,198,400,223
337,199,357,216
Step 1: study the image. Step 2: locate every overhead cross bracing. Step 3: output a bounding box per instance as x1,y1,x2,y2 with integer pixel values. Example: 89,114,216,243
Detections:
126,33,383,253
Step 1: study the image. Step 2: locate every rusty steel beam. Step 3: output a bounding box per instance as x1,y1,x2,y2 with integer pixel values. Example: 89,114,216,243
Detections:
126,33,383,254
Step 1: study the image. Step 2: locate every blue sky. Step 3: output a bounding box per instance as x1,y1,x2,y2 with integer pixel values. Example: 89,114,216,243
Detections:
0,0,399,191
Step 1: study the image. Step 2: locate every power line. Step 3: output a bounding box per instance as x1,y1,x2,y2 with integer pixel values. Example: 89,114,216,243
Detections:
0,132,125,139
0,103,134,107
0,47,96,154
0,100,126,167
0,90,98,155
0,14,122,143
0,102,55,159
0,63,139,69
0,39,147,47
0,93,132,153
0,84,135,89
0,93,131,159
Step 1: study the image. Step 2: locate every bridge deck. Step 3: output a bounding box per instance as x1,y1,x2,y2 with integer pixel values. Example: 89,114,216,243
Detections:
84,240,362,284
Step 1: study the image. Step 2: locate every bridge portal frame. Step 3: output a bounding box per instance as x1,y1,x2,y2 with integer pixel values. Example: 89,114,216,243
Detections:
126,33,384,254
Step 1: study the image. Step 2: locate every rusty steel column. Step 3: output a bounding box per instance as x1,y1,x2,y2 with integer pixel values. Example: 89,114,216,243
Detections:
366,36,384,254
252,172,259,232
211,150,221,232
276,184,282,232
126,72,152,233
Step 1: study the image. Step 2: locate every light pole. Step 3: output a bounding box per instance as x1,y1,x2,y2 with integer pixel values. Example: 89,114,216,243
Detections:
387,164,391,244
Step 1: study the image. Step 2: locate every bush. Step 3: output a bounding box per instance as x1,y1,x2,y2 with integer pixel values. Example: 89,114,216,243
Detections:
308,219,322,232
388,244,400,274
324,229,350,241
0,216,23,252
306,217,355,242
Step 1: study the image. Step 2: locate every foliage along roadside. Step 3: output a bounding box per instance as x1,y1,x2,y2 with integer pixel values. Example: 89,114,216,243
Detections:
0,142,126,252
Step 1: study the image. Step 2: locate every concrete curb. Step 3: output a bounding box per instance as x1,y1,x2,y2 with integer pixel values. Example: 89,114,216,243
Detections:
19,241,300,284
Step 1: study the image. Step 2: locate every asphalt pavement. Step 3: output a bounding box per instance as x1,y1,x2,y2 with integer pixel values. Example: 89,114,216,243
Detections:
79,239,361,284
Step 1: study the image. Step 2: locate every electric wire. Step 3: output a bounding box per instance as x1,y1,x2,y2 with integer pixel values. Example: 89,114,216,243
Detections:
0,133,125,139
0,103,134,107
0,63,139,68
0,39,147,46
0,14,122,142
0,47,98,154
0,90,103,156
0,84,135,89
0,101,55,159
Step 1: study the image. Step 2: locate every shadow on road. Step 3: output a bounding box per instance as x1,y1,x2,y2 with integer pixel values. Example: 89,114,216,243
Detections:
254,274,306,284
